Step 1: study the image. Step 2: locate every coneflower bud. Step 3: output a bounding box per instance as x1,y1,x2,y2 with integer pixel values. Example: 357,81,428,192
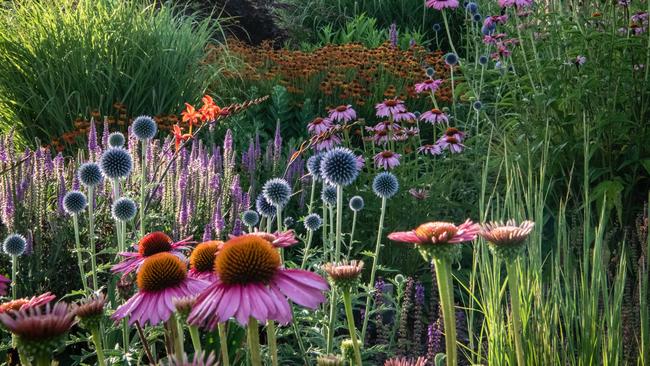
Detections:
317,354,344,366
73,293,106,330
173,296,197,321
323,260,364,292
479,220,535,261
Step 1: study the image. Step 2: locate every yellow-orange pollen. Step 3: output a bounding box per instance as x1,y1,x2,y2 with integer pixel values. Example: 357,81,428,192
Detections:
415,222,458,244
138,231,173,257
215,235,280,285
137,252,187,292
190,241,221,273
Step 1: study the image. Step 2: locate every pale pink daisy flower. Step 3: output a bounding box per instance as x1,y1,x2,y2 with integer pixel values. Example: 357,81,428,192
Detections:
414,79,444,94
420,108,449,124
417,144,443,155
388,219,480,246
112,231,193,276
315,134,342,151
393,111,417,122
112,252,208,326
233,230,298,248
409,188,430,200
189,241,223,282
438,136,465,153
188,235,328,329
374,151,401,170
426,0,460,10
307,117,332,135
356,155,366,170
328,105,357,122
375,99,407,117
0,292,56,314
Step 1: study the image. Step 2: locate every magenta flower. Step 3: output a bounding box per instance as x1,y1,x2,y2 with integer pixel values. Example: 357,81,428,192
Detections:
420,109,449,124
372,121,401,132
374,151,401,170
0,274,9,297
418,144,443,156
366,130,391,145
409,188,430,200
0,292,56,314
307,117,332,135
112,253,208,326
233,230,298,248
189,241,222,282
415,79,444,94
375,99,407,118
499,0,533,7
444,127,465,142
112,231,192,276
438,136,465,153
328,105,357,123
388,220,480,246
356,155,366,170
188,235,328,329
315,134,342,151
426,0,459,10
393,111,417,122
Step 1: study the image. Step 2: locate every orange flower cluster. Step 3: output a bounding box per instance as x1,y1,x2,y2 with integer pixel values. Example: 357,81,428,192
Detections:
213,40,453,107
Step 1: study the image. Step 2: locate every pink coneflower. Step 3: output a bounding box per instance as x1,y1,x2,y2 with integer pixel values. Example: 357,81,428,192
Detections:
388,220,480,246
356,155,366,170
405,127,420,137
394,111,417,122
188,235,328,329
438,136,465,153
308,117,332,135
384,357,428,366
328,105,357,123
418,144,443,155
112,231,193,276
0,292,56,314
374,151,401,170
375,99,406,117
414,79,444,94
0,274,9,297
479,220,535,246
420,108,449,124
444,127,465,141
409,188,430,200
189,241,223,281
236,230,298,248
367,129,391,145
426,0,459,10
112,252,208,326
315,134,342,151
499,0,533,7
372,121,401,132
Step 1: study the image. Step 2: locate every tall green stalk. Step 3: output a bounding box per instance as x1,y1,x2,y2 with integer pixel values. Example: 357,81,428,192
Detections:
347,210,358,258
72,214,89,293
433,257,457,366
506,260,525,366
247,318,263,366
140,139,147,237
189,325,202,355
218,323,230,366
91,328,107,366
335,185,344,261
10,255,17,299
361,196,387,342
342,290,363,366
301,230,314,269
267,321,279,366
88,185,98,291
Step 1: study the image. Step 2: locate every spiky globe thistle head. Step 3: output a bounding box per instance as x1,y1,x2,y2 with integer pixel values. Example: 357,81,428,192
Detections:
304,213,323,231
100,148,132,179
473,101,483,111
307,154,324,182
479,220,535,261
426,67,436,77
322,260,364,291
320,147,360,187
3,234,26,257
465,1,478,13
372,172,399,199
317,354,344,366
473,13,482,22
349,196,364,211
132,115,158,140
444,53,459,66
241,210,260,227
108,132,126,148
111,197,137,222
255,194,276,218
283,216,295,228
63,190,87,215
262,178,292,208
321,185,337,206
73,293,106,330
78,162,103,187
479,55,489,65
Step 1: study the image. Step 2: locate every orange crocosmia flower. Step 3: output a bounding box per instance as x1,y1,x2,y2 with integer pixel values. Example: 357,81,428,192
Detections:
172,125,192,151
181,103,200,125
199,95,221,122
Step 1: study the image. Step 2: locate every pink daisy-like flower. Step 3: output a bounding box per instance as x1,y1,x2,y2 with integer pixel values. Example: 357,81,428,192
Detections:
0,274,9,297
366,130,391,145
112,231,193,276
499,0,533,7
0,302,76,353
375,99,407,118
356,155,366,170
417,144,443,156
307,117,332,135
189,241,223,282
444,127,465,142
393,111,417,122
112,252,208,326
328,105,357,123
315,134,342,151
188,235,328,329
409,188,430,200
234,230,298,248
438,136,465,153
426,0,459,10
373,151,401,170
388,219,480,246
414,79,444,94
0,292,56,314
372,121,401,132
420,108,449,124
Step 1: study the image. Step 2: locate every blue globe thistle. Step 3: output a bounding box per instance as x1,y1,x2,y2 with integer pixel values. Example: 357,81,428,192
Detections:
241,210,260,227
112,197,137,222
255,194,276,218
63,190,87,215
304,213,323,231
426,67,436,77
478,55,489,65
108,132,126,148
321,185,337,206
349,196,364,211
444,53,459,66
262,178,292,208
482,23,496,36
3,234,26,256
465,2,478,13
372,172,399,199
283,216,295,228
473,13,482,22
132,115,158,140
78,162,103,187
320,147,359,187
100,148,133,179
307,154,324,182
433,23,442,32
414,111,421,119
473,101,483,111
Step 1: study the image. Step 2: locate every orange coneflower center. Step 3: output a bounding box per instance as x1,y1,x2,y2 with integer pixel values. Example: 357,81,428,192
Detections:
312,117,324,125
190,241,222,273
215,235,280,285
0,299,27,313
431,108,442,114
446,137,459,144
384,99,398,107
381,151,395,158
415,222,458,244
445,127,460,136
335,105,348,112
138,231,173,257
137,253,187,292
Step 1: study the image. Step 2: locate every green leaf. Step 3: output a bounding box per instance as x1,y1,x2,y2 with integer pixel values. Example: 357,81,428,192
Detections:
591,179,624,223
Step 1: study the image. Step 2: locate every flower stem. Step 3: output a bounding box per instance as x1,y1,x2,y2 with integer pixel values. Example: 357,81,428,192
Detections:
35,356,51,366
328,206,335,262
433,257,457,366
441,10,458,59
276,206,283,232
267,321,279,366
122,318,130,357
140,139,147,237
247,318,263,366
91,327,107,366
11,255,17,299
218,322,230,366
347,210,357,258
88,185,98,291
361,196,387,342
308,178,317,214
72,214,88,293
301,230,314,269
326,288,337,353
189,325,202,355
507,260,525,366
335,185,343,262
342,290,363,366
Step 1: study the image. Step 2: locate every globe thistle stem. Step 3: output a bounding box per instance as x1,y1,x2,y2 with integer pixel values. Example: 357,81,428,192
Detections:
326,288,337,354
308,178,317,214
267,321,279,366
433,257,457,366
88,185,98,291
217,323,230,366
342,290,363,366
247,317,263,366
361,196,387,342
301,230,314,269
506,260,525,366
10,255,16,299
140,139,147,237
335,185,343,262
72,214,89,293
276,206,283,232
91,327,107,366
328,206,335,262
441,10,458,62
347,210,358,258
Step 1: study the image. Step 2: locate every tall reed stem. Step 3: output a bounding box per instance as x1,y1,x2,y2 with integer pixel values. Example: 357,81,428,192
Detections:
335,185,343,261
301,230,314,269
218,323,230,366
140,139,147,237
88,185,98,291
506,260,525,366
247,318,263,366
342,290,363,366
11,255,17,299
91,327,107,366
267,321,279,366
434,257,457,366
361,196,387,342
189,325,202,355
326,289,337,354
347,210,357,258
72,214,88,293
